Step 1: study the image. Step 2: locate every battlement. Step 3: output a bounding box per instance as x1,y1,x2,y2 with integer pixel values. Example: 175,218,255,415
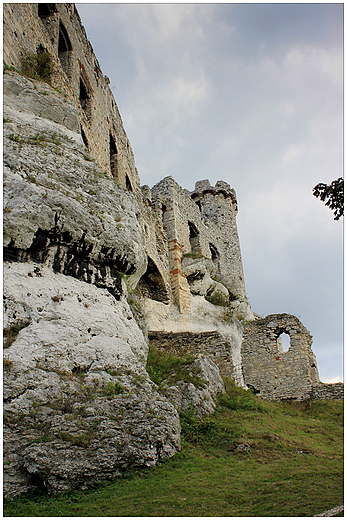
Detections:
136,176,249,314
191,179,238,213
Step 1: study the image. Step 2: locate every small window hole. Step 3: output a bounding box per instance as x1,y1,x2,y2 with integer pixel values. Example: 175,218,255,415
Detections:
188,221,200,253
209,243,219,263
125,175,133,192
278,332,290,352
81,126,88,147
79,78,91,119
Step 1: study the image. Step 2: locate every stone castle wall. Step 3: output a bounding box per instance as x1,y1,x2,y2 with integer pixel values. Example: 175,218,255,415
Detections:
2,3,251,321
146,177,249,315
148,331,237,379
3,3,140,193
241,314,321,400
310,382,344,400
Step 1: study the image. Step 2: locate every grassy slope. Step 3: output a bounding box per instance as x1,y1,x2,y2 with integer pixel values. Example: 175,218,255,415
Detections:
4,380,343,517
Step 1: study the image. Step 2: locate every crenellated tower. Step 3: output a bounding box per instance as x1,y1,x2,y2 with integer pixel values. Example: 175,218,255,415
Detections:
147,177,250,316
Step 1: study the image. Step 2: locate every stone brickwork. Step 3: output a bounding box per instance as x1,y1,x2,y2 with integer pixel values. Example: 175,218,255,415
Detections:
148,331,237,379
3,3,140,194
310,383,344,400
143,176,250,316
241,314,320,400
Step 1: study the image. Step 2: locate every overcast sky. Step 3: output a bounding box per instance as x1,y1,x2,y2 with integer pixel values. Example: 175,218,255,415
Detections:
77,2,343,383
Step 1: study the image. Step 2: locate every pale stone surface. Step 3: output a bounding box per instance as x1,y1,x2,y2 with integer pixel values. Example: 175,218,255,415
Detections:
3,72,181,499
4,262,180,497
4,72,80,132
4,72,147,295
160,355,225,416
145,296,246,387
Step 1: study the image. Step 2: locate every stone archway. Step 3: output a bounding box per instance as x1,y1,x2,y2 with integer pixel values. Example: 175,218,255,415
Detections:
136,256,169,303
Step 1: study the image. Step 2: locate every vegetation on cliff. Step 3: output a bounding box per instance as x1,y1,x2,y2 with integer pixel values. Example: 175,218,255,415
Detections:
4,380,343,517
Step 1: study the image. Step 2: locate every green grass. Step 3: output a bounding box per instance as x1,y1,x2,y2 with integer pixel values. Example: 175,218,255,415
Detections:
3,320,31,348
145,344,206,388
3,379,343,517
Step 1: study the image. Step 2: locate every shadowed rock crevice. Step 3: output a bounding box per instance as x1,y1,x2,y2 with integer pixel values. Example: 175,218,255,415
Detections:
136,257,170,303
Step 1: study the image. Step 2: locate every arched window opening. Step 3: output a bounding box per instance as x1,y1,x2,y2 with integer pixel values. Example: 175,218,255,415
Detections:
195,200,202,211
137,257,169,303
58,22,72,76
209,243,219,263
38,4,56,19
79,78,91,120
188,221,199,238
109,133,118,178
125,175,133,192
278,332,290,352
188,221,200,253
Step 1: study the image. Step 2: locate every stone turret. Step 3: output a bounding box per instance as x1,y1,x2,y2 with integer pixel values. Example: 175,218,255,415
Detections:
146,177,250,315
190,180,246,302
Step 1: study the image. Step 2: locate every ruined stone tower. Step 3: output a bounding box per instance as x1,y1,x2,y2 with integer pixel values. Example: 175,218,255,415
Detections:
3,3,141,194
144,177,248,315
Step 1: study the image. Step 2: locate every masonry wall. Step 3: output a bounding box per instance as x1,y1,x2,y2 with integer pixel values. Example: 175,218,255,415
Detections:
3,3,140,194
310,383,344,400
148,331,236,379
241,314,320,400
147,177,248,313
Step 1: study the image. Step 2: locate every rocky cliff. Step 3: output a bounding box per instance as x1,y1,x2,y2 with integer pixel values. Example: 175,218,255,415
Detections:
3,71,183,497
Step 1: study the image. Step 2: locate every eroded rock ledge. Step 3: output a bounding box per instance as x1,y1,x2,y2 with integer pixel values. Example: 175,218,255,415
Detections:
4,71,146,300
3,72,181,498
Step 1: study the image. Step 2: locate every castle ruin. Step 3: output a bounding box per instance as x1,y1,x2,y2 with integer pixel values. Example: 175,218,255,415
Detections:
3,2,343,498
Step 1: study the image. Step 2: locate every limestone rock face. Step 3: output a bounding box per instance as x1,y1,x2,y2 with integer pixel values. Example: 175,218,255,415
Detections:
4,70,80,133
162,355,225,416
3,72,180,498
4,71,147,298
182,256,253,321
4,263,180,497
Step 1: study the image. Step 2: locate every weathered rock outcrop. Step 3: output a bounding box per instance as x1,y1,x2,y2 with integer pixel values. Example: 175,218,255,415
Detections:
160,355,226,416
4,263,180,497
4,71,147,299
3,71,180,498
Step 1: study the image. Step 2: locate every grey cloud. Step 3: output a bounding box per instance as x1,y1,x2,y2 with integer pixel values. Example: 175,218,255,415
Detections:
77,3,343,383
